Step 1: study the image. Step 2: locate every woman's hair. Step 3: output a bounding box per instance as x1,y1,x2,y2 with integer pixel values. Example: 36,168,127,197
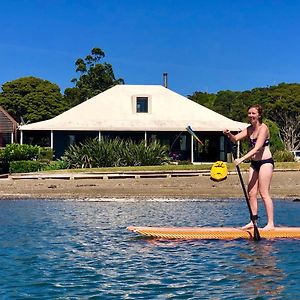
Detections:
248,104,263,123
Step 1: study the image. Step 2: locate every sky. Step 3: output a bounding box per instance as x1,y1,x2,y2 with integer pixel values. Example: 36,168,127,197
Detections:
1,0,300,96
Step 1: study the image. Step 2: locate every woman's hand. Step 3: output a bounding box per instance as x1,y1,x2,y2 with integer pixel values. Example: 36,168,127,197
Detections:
234,158,243,166
223,129,230,137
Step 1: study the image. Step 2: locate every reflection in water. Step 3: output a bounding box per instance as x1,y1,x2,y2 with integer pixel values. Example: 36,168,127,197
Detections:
135,237,290,299
237,241,286,298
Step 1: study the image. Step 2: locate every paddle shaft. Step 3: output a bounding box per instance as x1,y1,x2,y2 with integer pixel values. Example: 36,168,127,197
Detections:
230,143,261,241
235,164,254,219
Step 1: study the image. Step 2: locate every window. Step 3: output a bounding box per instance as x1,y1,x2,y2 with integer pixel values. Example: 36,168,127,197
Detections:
136,97,148,113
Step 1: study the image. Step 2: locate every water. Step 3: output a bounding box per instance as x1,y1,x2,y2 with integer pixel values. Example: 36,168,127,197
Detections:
0,198,299,299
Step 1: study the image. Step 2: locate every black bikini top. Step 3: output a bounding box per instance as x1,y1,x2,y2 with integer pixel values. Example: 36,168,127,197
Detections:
249,137,270,148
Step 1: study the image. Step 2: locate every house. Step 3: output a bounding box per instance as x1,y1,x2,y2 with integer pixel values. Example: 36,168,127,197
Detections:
19,85,248,162
0,106,18,147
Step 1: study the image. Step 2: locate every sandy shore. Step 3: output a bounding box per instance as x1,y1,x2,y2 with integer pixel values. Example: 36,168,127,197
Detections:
0,170,299,200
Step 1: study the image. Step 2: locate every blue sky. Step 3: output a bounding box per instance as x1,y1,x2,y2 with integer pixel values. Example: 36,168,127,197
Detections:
1,0,300,96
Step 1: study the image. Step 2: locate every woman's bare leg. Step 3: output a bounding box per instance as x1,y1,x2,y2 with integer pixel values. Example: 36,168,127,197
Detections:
258,163,274,230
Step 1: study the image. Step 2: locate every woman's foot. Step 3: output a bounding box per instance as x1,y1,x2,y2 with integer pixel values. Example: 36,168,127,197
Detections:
242,221,254,230
262,224,275,231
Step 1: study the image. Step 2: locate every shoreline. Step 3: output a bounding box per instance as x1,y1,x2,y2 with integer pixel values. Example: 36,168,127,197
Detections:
0,170,299,200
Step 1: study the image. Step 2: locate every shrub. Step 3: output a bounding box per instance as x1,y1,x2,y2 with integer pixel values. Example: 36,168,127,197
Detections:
9,160,43,173
3,144,40,161
41,160,69,171
0,144,56,174
38,147,53,161
178,160,192,165
0,149,4,161
61,138,170,168
273,150,295,162
264,119,285,152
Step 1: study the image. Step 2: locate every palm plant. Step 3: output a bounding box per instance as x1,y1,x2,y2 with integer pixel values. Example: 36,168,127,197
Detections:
61,138,170,168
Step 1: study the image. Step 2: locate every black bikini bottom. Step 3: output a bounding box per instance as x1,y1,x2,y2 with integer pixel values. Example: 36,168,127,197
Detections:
250,158,274,172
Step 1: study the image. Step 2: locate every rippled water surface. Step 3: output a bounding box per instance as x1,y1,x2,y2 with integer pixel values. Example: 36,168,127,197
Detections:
0,198,299,299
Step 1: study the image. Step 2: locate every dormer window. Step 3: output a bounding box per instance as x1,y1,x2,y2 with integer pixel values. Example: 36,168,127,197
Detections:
136,97,148,113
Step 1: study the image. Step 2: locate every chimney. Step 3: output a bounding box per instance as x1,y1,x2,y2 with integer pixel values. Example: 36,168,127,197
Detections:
163,72,168,88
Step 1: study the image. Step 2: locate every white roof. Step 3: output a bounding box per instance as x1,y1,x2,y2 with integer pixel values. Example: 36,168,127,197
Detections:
19,85,248,132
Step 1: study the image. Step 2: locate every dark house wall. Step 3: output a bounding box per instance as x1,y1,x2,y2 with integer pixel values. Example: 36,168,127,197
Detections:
0,107,18,147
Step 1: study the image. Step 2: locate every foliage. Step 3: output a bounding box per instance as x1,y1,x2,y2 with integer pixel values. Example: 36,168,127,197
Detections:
273,150,295,162
189,83,300,151
213,90,245,121
64,47,124,107
0,149,4,161
264,119,285,153
189,90,249,122
9,160,43,173
0,144,56,174
0,149,8,173
0,77,68,123
1,144,53,162
5,158,66,174
187,91,216,109
38,147,54,161
61,138,170,168
41,160,69,171
2,144,41,162
263,83,300,150
177,160,192,165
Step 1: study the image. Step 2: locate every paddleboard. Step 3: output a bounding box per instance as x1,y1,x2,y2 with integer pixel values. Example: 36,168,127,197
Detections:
127,226,300,240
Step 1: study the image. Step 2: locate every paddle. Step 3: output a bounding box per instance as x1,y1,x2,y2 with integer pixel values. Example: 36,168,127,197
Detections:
186,126,204,145
230,143,261,241
186,126,228,182
186,126,260,240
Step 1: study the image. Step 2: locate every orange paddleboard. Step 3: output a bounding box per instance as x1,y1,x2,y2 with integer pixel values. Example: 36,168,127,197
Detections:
127,226,300,240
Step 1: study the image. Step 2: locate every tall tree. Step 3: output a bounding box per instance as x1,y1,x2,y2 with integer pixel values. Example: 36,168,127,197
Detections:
189,83,300,150
188,91,216,110
0,77,67,123
64,47,124,107
263,83,300,150
213,90,242,121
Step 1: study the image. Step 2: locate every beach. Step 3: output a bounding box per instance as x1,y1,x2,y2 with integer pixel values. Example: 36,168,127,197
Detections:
0,170,299,200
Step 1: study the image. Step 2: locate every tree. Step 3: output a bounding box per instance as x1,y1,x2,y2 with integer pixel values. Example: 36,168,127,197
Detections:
189,83,300,150
187,91,216,110
64,47,124,107
0,77,67,123
262,83,300,150
274,111,300,150
189,90,252,122
264,119,285,152
213,90,245,121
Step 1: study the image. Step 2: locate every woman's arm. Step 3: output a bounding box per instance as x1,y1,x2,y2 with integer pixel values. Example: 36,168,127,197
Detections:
223,127,248,142
235,125,269,164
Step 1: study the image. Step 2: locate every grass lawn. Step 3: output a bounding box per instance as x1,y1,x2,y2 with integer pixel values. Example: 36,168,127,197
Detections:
44,161,300,174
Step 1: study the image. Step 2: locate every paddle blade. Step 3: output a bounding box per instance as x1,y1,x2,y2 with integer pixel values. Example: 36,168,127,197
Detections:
210,161,228,182
186,126,204,145
253,224,261,241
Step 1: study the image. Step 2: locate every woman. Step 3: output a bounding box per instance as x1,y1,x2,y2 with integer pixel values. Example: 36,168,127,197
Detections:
223,104,275,230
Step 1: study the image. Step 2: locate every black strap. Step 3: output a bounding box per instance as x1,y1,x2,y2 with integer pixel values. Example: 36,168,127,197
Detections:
251,214,258,221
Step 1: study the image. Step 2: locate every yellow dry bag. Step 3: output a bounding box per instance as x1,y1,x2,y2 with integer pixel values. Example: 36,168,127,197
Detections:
210,161,228,182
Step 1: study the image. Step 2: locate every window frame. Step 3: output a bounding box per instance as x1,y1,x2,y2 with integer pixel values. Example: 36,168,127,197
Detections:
132,94,152,114
136,96,149,113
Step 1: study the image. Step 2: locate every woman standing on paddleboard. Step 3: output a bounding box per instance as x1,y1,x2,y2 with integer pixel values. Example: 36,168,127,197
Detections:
223,104,275,230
